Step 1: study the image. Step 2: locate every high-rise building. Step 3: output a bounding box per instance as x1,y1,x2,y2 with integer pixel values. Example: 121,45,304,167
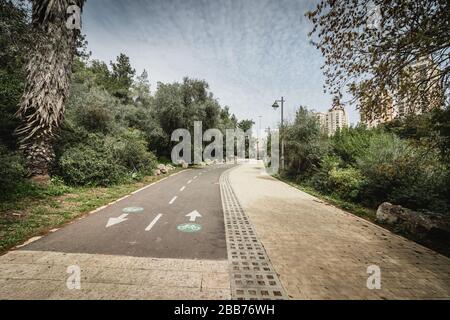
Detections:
327,103,349,135
396,58,443,117
360,58,444,127
314,98,349,136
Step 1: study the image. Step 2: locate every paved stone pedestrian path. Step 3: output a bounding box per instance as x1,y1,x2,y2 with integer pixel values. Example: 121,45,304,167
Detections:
229,162,450,299
0,250,230,299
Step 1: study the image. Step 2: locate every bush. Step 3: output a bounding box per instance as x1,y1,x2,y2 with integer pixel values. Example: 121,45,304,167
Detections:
327,167,365,201
69,84,117,134
331,126,380,165
59,144,125,186
356,132,449,213
309,154,340,193
0,145,27,197
107,129,157,175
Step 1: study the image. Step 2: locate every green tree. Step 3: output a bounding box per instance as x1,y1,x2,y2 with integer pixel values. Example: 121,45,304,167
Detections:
0,0,31,149
132,69,151,107
109,53,136,103
238,119,255,132
283,106,329,178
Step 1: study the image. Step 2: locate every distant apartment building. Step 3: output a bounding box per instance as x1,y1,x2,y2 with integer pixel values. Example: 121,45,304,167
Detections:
315,112,328,133
360,95,395,129
327,103,349,135
360,58,444,127
314,98,349,135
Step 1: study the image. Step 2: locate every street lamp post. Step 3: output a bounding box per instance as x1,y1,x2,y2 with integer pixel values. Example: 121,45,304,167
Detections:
272,97,285,171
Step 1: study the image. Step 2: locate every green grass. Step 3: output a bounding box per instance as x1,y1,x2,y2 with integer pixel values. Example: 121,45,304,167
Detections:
0,168,185,254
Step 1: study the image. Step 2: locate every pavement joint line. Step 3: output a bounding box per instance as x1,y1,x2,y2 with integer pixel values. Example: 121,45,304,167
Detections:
219,166,289,300
145,214,163,231
169,196,178,205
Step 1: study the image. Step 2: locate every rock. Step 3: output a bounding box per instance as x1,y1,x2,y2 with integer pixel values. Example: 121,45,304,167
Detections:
154,169,161,176
376,202,450,239
178,160,189,169
158,164,167,174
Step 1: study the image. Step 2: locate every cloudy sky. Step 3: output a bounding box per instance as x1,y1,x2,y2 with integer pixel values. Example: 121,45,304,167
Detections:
82,0,360,130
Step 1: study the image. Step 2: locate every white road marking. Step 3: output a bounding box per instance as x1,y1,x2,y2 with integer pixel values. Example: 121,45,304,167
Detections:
186,210,202,222
180,186,186,192
145,214,163,231
193,176,198,180
106,214,129,228
169,196,178,205
130,169,191,195
187,180,193,184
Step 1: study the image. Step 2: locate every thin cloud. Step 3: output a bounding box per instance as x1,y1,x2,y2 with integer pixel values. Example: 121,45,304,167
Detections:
83,0,360,129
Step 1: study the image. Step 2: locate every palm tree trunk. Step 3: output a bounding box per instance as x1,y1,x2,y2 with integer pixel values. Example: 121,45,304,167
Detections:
16,0,84,180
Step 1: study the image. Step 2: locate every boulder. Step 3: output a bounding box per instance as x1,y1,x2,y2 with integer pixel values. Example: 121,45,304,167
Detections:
178,160,189,169
376,202,450,239
158,164,167,174
153,169,161,176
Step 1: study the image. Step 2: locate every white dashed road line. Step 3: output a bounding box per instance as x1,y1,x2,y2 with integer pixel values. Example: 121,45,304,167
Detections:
145,214,163,231
180,186,186,192
169,196,178,205
187,180,193,184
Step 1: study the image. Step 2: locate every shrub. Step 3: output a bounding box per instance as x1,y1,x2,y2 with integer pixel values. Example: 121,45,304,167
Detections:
356,132,449,213
69,85,117,133
331,126,380,165
309,154,340,193
327,167,365,201
0,145,27,197
107,129,157,175
59,144,125,186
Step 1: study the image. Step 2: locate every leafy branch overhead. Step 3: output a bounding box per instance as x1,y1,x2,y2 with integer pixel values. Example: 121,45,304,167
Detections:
306,0,449,117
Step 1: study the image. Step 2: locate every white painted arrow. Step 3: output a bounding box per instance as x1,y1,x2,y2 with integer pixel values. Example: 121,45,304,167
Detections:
186,210,202,222
106,214,129,228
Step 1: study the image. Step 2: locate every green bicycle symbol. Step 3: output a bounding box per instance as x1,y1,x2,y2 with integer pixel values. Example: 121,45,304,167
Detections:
177,223,202,233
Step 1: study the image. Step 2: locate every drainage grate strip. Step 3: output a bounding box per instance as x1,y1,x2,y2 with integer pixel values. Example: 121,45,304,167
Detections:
220,167,288,300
